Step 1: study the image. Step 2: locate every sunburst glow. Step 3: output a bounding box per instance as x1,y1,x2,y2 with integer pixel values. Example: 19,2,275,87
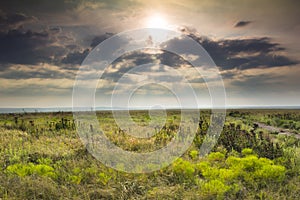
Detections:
145,14,168,28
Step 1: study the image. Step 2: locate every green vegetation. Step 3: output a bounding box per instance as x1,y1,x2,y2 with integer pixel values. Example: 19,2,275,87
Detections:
0,110,299,199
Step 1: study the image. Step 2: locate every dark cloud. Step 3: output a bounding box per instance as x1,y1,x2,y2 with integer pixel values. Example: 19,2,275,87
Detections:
0,29,56,65
101,50,189,81
165,33,297,70
0,14,297,82
48,26,62,34
0,0,138,14
0,11,75,67
114,51,158,66
89,32,297,83
207,38,296,70
234,21,252,27
0,12,96,67
0,26,89,68
1,13,30,24
0,12,36,30
0,0,80,14
157,51,188,68
90,32,114,48
61,49,90,65
100,51,155,82
113,50,189,69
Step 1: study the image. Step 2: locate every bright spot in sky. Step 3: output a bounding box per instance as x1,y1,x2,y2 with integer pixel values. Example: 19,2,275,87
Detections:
145,14,168,28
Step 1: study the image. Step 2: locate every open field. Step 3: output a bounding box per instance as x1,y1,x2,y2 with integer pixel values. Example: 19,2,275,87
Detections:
0,109,300,199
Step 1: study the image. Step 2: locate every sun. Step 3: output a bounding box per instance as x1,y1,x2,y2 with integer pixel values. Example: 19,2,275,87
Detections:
145,14,169,29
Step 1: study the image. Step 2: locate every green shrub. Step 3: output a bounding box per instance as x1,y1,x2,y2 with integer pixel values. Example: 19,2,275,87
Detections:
68,175,82,184
218,169,239,182
97,172,111,186
34,164,56,179
68,167,83,184
195,152,287,198
6,163,56,179
241,148,254,156
226,154,286,186
201,166,220,180
200,179,231,199
197,162,238,183
172,158,195,182
207,152,225,161
189,150,198,160
254,164,286,182
195,161,210,172
6,163,34,177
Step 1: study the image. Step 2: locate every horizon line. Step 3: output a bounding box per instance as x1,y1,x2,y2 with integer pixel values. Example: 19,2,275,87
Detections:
1,105,300,114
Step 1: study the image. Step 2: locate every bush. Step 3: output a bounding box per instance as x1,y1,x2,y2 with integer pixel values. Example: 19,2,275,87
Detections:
172,158,195,183
189,150,199,160
207,152,225,161
194,151,287,198
226,154,286,186
97,172,111,186
200,179,231,199
6,163,34,177
254,164,286,182
241,148,254,156
6,163,56,179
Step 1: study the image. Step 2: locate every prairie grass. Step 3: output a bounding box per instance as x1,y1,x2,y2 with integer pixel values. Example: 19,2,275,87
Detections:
0,110,299,199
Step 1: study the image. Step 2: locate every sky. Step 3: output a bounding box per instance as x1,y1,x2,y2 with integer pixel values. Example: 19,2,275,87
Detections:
0,0,299,108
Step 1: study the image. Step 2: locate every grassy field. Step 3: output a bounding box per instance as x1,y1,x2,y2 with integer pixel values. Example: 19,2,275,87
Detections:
0,109,300,199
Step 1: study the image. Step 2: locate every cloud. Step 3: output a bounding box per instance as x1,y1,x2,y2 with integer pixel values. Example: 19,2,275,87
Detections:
0,29,57,65
1,22,296,83
80,31,298,89
0,11,82,67
0,0,81,14
157,51,188,68
0,12,37,30
96,49,191,83
234,21,252,27
90,32,114,48
223,65,300,93
61,49,90,65
164,32,298,70
0,14,95,66
0,63,76,80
